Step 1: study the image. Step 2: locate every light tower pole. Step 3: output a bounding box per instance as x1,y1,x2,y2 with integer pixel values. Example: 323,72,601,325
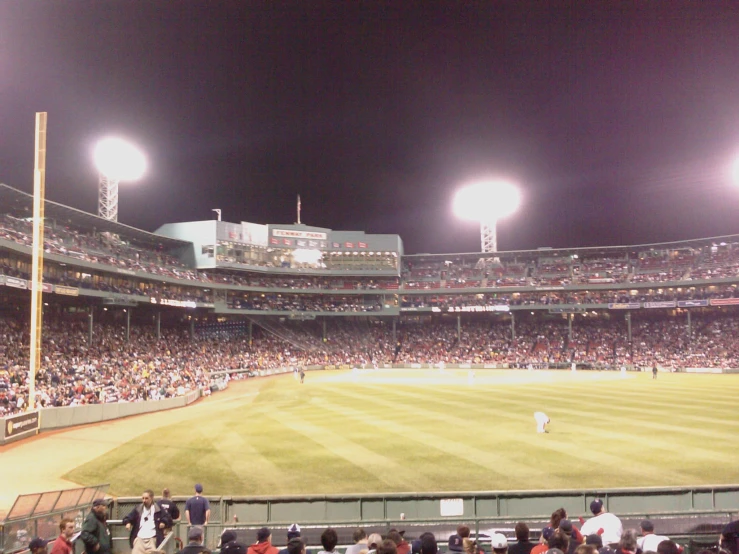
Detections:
94,137,147,221
98,173,120,221
453,179,521,260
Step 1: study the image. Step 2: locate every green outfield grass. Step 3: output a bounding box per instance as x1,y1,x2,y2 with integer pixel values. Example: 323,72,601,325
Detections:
64,369,739,497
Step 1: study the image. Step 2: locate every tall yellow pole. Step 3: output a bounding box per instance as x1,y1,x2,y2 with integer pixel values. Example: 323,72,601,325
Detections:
29,112,47,411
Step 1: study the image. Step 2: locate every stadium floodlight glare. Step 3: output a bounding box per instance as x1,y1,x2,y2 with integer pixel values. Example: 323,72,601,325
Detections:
93,137,147,222
453,179,521,253
732,157,739,187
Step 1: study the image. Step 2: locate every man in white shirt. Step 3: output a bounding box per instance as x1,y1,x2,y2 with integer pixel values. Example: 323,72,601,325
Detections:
580,499,622,547
123,489,172,554
534,412,550,433
637,520,671,552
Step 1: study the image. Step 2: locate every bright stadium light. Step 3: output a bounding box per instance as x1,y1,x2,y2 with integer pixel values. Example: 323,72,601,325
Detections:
453,179,521,253
93,137,147,222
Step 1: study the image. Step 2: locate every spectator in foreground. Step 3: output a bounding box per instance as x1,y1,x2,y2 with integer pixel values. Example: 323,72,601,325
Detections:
558,520,581,554
346,528,368,554
419,534,437,554
547,531,570,554
50,519,75,554
177,526,210,554
220,530,247,554
287,539,306,554
367,534,384,554
29,538,49,554
277,525,303,554
158,488,180,528
123,489,172,554
532,528,555,554
656,542,679,554
377,541,398,554
81,499,112,554
186,484,210,526
575,546,597,554
580,500,623,547
318,528,339,554
508,523,535,554
491,533,508,554
613,530,639,554
721,517,739,554
248,528,279,554
387,530,411,554
637,520,671,553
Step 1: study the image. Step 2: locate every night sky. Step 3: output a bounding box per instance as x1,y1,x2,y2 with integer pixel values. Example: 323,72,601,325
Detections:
2,1,739,254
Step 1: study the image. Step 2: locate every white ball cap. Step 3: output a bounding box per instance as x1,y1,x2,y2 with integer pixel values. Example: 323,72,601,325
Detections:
491,533,508,550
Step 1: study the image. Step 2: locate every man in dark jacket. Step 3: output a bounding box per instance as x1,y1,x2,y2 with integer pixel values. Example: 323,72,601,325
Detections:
81,499,112,554
157,488,180,529
123,489,173,554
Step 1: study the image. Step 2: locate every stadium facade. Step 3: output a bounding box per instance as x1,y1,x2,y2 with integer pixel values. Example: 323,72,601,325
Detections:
1,182,739,366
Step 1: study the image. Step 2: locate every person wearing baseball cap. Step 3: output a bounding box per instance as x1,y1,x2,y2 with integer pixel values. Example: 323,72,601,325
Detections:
580,500,622,547
185,484,210,527
29,538,49,554
491,533,508,554
248,528,278,554
277,525,303,554
80,499,112,554
637,521,672,553
531,528,556,554
448,536,464,554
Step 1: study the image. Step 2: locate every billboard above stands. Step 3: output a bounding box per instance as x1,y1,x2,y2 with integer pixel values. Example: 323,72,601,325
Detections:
710,297,739,306
241,222,268,246
608,302,641,310
273,228,328,240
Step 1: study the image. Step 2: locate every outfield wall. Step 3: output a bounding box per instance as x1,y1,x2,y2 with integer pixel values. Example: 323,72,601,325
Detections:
38,388,202,431
0,389,202,445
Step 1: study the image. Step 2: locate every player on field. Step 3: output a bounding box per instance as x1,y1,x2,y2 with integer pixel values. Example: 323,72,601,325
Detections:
534,412,550,433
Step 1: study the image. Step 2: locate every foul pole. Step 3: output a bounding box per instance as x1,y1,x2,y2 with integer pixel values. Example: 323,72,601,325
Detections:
29,112,48,411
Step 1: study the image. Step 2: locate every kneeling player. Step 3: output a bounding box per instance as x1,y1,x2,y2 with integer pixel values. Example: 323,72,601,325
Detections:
534,411,550,433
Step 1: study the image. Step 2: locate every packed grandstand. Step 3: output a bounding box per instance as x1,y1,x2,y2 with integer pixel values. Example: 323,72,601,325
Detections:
2,183,739,417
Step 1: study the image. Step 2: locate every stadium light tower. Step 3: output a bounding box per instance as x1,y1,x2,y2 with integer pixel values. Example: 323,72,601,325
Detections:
93,137,147,221
453,179,521,254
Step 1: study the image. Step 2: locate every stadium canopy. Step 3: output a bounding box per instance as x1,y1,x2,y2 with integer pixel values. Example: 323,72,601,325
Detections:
0,183,190,249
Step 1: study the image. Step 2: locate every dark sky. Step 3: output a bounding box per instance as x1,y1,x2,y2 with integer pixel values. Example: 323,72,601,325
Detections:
2,1,739,255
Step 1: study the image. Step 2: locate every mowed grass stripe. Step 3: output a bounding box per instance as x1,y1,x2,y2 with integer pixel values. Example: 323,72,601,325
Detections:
427,383,739,466
355,383,726,483
308,396,554,488
537,377,739,414
334,385,692,485
404,378,737,454
260,407,432,490
62,372,739,496
406,378,739,442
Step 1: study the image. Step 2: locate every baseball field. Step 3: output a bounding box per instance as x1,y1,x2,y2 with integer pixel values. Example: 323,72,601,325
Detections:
3,369,739,510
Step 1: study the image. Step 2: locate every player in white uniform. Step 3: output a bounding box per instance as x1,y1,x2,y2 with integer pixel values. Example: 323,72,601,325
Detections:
534,412,550,433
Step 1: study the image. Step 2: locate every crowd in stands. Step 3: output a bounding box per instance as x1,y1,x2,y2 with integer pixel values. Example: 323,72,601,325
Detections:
5,310,739,416
0,215,199,280
400,285,739,309
5,211,739,296
403,245,739,288
229,293,384,313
